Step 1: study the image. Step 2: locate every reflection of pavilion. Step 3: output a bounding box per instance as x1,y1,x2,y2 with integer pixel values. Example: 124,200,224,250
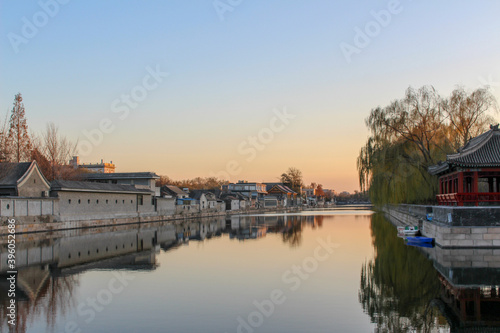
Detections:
420,246,500,330
436,274,500,329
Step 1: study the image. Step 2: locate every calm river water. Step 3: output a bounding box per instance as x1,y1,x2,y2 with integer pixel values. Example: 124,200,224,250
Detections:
1,209,500,332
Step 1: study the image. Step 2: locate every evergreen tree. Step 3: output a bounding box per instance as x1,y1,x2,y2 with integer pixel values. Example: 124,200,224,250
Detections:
7,93,32,162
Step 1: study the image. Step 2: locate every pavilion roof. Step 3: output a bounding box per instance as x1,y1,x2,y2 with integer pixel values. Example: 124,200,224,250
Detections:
429,124,500,175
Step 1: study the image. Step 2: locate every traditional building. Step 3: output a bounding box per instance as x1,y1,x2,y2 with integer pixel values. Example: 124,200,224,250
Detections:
0,161,50,197
428,125,500,206
82,172,160,196
50,180,156,219
265,183,298,207
161,185,189,199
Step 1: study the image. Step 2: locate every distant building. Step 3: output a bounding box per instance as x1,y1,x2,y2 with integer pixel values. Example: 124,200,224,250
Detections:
71,156,116,173
222,181,267,206
265,183,298,207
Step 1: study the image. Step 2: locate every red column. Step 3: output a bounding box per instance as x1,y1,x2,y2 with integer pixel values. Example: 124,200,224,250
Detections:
458,172,464,193
473,172,479,206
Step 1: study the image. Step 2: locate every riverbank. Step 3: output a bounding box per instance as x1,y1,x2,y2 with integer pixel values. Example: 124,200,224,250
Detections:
0,206,304,236
383,204,500,248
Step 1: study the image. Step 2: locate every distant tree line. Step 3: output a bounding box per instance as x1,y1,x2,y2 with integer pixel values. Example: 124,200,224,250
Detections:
357,85,498,206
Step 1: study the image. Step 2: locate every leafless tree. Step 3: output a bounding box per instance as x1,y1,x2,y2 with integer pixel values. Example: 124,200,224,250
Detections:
443,86,498,148
38,122,78,180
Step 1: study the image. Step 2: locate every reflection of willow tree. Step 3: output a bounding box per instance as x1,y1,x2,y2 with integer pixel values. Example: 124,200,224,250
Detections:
0,271,79,333
281,216,325,246
282,217,303,247
359,214,443,332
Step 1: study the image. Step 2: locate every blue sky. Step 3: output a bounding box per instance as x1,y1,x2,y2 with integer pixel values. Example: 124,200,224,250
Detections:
1,0,499,191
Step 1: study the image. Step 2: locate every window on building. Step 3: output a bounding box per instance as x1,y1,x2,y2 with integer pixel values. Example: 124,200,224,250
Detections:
137,195,143,205
78,199,81,204
68,199,71,204
88,199,90,204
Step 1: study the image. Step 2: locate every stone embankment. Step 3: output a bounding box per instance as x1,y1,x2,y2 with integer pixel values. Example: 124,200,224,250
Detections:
384,204,500,248
0,206,303,235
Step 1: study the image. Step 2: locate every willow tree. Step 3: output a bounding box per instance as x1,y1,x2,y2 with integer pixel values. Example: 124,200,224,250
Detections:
7,93,32,162
358,85,497,206
357,86,450,205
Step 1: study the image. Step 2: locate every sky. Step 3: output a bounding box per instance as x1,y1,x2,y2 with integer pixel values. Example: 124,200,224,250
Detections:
1,0,500,192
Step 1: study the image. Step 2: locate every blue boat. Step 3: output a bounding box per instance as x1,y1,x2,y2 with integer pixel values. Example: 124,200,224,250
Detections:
405,240,434,248
405,236,434,243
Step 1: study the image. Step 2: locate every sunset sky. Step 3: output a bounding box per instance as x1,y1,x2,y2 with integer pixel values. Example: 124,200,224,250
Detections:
1,1,499,192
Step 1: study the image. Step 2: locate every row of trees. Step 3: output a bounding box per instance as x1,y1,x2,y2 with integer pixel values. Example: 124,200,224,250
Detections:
1,93,79,181
357,85,498,206
155,167,327,195
155,175,228,190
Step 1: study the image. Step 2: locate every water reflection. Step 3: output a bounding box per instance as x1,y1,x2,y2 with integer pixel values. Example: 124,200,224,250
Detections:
359,213,444,332
3,211,499,332
362,213,500,332
0,214,328,332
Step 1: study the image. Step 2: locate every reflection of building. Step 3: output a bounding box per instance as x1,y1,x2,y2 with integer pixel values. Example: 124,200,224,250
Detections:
419,244,500,330
436,274,500,329
429,125,500,206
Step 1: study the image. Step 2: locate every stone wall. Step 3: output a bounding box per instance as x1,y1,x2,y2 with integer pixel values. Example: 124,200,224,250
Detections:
384,205,500,248
0,198,56,223
54,191,153,220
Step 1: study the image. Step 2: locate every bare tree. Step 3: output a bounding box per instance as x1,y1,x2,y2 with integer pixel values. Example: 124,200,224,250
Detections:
39,122,77,180
443,86,498,148
6,93,32,162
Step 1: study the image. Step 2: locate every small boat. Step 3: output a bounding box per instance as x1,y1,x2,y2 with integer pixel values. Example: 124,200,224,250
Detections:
397,226,420,236
405,240,434,248
405,236,434,243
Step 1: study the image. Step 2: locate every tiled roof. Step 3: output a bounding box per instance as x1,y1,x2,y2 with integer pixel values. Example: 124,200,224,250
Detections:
429,125,500,175
83,172,159,180
161,185,188,196
0,162,32,187
51,180,152,194
267,184,297,194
